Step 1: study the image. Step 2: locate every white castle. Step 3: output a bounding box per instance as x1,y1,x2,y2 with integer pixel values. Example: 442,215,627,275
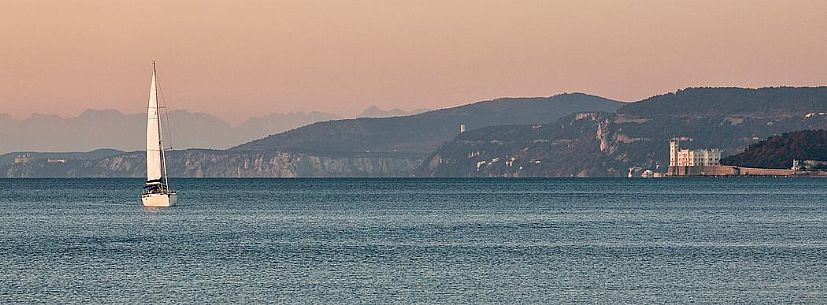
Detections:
669,138,722,167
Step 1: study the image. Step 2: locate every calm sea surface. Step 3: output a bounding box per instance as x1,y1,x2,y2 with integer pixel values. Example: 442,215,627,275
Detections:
0,178,825,303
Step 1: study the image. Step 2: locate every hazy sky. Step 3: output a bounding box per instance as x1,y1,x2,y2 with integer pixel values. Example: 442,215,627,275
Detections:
2,0,826,123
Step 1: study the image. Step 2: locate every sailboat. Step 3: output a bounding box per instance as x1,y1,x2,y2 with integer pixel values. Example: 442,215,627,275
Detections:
141,62,177,207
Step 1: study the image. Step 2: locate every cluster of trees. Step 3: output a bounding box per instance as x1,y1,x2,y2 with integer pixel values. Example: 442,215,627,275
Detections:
720,130,827,169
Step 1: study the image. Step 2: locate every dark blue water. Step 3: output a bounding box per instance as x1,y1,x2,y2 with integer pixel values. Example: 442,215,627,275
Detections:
0,178,825,303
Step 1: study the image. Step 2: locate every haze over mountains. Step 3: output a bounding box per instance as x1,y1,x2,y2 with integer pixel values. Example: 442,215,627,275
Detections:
6,87,827,178
2,92,623,177
0,105,432,154
232,93,623,154
0,109,340,154
358,106,431,118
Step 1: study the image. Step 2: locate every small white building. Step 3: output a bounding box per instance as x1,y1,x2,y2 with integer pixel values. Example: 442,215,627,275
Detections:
14,154,31,164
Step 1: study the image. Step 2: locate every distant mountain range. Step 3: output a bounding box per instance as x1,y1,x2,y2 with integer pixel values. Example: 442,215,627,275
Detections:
0,109,340,154
231,93,623,154
1,93,623,177
0,105,443,154
6,87,827,178
357,106,431,118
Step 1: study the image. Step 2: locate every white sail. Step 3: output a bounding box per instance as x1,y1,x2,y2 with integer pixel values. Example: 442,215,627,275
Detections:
146,67,163,183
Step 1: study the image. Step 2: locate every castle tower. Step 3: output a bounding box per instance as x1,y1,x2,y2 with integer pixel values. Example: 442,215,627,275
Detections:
669,138,680,167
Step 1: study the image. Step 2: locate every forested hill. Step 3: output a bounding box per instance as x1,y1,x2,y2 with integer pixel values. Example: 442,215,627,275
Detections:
721,130,827,169
419,87,827,177
618,87,827,117
230,93,622,154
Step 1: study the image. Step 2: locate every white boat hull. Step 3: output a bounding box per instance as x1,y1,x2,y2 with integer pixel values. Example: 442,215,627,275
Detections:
141,192,177,207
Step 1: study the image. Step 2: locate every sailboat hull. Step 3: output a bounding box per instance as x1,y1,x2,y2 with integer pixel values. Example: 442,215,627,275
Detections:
141,192,177,207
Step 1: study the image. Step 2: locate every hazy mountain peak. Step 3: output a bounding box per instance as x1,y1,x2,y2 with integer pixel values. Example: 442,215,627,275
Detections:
358,106,431,118
26,113,62,121
78,108,125,117
0,108,342,154
167,109,194,114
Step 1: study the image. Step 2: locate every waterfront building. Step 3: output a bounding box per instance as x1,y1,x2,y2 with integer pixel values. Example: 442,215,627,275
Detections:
669,138,721,167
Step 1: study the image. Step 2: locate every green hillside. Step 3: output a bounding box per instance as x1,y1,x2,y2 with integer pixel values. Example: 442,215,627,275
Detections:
721,130,827,169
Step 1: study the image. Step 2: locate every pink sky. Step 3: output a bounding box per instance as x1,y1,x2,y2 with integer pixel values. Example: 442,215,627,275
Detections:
2,0,826,123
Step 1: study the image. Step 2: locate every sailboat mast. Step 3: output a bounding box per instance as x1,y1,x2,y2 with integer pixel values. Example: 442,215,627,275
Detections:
161,147,169,190
154,61,171,190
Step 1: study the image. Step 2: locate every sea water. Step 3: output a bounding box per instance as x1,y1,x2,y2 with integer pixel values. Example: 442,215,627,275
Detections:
0,178,825,303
